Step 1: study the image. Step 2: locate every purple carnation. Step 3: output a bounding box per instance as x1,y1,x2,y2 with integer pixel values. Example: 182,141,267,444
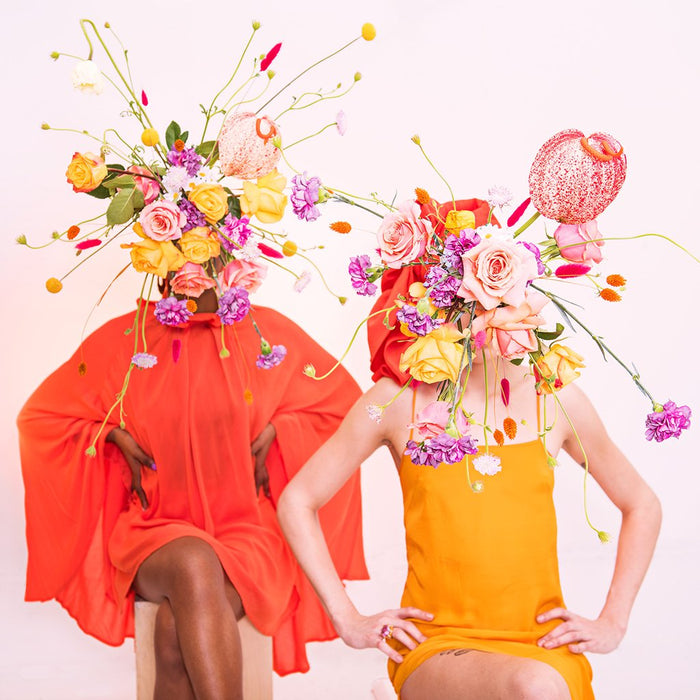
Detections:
645,401,692,442
219,214,252,253
290,172,322,222
167,146,202,177
178,197,207,232
425,267,461,308
154,297,193,326
131,352,158,369
405,432,479,467
441,229,482,272
396,305,444,336
518,240,545,276
256,344,287,369
216,286,251,325
348,254,378,296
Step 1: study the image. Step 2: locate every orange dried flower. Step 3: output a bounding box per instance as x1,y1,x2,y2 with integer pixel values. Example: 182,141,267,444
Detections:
606,274,626,287
186,299,198,312
503,417,517,440
78,361,87,376
243,389,254,405
493,429,505,446
330,221,352,234
414,187,430,205
67,225,80,240
174,139,185,152
600,288,622,302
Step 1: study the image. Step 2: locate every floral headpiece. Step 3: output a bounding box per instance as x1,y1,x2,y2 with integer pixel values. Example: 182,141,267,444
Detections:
21,19,376,454
313,130,697,539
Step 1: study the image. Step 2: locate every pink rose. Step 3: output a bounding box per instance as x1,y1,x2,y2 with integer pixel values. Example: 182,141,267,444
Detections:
553,220,604,263
377,200,432,269
472,290,549,359
128,166,160,205
170,262,215,297
409,401,470,440
220,259,268,293
138,200,186,241
457,236,538,310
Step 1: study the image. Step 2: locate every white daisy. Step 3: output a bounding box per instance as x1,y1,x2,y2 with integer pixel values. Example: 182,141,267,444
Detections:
472,453,502,476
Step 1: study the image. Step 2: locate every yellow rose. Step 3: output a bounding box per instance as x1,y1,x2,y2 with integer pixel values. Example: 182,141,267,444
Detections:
536,344,585,393
444,209,476,234
188,183,229,224
399,324,466,384
179,226,221,264
66,151,108,193
240,170,288,224
121,224,186,277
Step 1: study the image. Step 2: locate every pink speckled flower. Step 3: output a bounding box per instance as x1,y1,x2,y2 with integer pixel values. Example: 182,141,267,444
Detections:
138,200,187,241
128,165,160,205
218,112,281,180
377,200,432,269
529,129,627,224
554,220,604,264
170,261,215,296
220,259,268,293
457,236,538,310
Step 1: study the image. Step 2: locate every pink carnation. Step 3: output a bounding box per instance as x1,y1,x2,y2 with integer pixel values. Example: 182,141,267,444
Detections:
457,236,538,310
138,200,186,241
220,259,268,293
170,262,215,297
377,200,432,269
553,220,604,264
128,165,160,205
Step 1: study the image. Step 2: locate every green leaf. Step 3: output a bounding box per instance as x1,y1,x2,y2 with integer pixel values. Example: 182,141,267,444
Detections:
227,195,241,219
165,121,181,150
195,140,217,157
180,130,189,144
103,174,136,189
510,357,525,366
535,323,565,341
106,163,125,172
106,187,141,225
85,184,111,199
208,142,219,167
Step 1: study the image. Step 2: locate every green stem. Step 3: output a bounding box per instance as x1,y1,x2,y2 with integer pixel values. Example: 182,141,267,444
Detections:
415,141,455,204
512,211,541,238
284,122,337,150
557,233,699,263
331,193,384,219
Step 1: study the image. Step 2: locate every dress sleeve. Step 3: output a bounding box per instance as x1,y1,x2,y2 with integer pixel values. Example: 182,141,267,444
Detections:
17,315,136,644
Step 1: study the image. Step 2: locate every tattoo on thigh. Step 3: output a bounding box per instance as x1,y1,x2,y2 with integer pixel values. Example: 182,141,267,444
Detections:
438,648,474,656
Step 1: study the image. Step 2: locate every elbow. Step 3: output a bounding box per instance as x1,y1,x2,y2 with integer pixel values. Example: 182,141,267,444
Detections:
277,480,316,533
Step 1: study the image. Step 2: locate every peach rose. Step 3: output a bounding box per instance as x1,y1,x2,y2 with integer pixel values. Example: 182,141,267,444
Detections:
66,151,108,192
457,236,538,310
399,324,466,384
535,344,585,393
179,227,221,264
377,200,432,269
170,262,216,297
409,400,470,439
553,220,604,264
240,170,288,224
188,182,229,224
138,200,187,241
471,290,549,359
220,259,268,293
122,226,185,277
128,166,160,205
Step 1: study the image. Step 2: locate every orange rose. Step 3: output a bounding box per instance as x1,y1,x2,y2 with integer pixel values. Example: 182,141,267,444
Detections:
179,227,221,264
535,344,585,393
121,224,185,277
240,170,288,223
66,151,108,192
399,324,466,384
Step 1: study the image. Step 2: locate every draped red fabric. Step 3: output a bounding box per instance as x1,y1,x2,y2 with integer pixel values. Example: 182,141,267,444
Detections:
18,304,368,675
367,198,493,384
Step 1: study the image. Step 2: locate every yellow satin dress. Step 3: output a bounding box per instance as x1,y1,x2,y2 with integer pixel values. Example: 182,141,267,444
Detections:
388,398,594,699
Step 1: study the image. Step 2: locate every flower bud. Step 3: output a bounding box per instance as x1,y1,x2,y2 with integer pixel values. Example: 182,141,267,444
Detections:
354,72,362,82
361,23,376,41
41,122,50,130
252,20,261,30
411,134,421,145
16,234,27,245
303,363,317,377
50,51,59,60
267,69,276,79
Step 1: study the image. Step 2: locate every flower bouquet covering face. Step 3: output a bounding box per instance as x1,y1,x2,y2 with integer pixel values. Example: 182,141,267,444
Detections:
23,19,375,453
337,131,696,533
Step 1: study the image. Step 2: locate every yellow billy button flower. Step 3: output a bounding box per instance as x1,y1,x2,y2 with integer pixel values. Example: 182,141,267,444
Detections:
361,23,376,41
141,128,160,147
240,170,288,224
399,324,466,384
46,277,63,293
536,344,585,393
282,241,298,256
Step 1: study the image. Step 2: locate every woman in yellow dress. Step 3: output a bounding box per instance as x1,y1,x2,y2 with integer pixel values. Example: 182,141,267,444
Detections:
277,196,662,699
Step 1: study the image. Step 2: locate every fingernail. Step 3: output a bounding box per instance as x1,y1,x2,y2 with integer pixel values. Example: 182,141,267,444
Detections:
150,462,157,471
428,613,434,619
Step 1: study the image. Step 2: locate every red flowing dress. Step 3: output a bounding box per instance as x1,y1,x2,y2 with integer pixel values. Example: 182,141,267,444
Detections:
18,303,368,675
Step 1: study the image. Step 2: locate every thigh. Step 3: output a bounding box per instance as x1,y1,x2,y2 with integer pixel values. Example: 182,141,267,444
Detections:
401,648,571,700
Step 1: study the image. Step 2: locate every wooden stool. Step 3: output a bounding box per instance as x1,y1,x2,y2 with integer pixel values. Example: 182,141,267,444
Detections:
134,600,273,699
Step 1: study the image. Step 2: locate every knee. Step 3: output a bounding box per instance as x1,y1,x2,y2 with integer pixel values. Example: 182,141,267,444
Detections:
168,538,225,601
154,600,184,672
507,663,571,700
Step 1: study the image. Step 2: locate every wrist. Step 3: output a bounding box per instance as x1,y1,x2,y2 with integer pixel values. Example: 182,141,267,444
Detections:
598,608,628,635
329,604,360,637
